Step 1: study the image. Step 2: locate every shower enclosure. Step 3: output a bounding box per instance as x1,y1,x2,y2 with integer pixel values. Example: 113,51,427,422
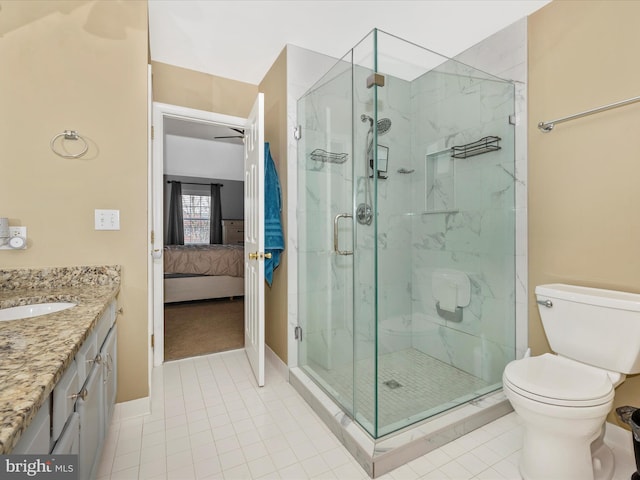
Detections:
297,29,516,439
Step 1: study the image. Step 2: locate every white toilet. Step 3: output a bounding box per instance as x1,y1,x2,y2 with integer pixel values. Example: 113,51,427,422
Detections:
503,283,640,480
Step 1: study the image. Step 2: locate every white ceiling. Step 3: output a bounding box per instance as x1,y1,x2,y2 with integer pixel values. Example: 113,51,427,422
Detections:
148,0,550,86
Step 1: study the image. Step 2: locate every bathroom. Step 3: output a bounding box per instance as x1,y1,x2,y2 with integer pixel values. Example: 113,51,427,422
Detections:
1,1,640,479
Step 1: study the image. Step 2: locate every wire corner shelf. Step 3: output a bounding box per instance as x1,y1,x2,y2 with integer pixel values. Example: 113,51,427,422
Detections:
451,136,501,159
310,148,349,164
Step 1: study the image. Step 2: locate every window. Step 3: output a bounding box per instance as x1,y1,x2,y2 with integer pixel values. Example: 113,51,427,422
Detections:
182,194,210,244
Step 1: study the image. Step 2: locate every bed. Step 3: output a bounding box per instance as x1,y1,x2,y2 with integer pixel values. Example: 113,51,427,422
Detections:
163,244,244,303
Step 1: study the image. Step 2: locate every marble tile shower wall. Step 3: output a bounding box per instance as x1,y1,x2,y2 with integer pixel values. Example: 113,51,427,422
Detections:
451,17,529,361
406,47,526,382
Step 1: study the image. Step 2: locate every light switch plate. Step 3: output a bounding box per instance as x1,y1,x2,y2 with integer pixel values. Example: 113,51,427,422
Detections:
95,209,120,230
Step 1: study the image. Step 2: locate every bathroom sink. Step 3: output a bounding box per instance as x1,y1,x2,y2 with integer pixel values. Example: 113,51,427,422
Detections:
0,302,76,321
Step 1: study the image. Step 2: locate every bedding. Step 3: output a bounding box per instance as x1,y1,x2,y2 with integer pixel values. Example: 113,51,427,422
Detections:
163,244,244,277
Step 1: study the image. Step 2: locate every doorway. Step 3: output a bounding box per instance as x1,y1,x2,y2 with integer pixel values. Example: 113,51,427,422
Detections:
151,103,248,367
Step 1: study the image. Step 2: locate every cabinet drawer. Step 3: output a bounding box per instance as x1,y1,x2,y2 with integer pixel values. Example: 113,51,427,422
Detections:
222,219,243,227
76,331,97,385
52,362,79,442
101,325,117,437
77,365,102,480
52,412,79,455
95,300,116,349
222,220,245,245
12,397,50,454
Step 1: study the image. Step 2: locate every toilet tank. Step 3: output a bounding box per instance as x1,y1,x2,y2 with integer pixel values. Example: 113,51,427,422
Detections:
536,283,640,374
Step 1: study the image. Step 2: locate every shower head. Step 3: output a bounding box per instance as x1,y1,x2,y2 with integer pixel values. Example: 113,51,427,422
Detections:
377,118,392,135
360,114,392,135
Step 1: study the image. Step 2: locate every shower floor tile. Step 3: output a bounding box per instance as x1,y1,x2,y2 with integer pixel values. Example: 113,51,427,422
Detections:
309,348,492,433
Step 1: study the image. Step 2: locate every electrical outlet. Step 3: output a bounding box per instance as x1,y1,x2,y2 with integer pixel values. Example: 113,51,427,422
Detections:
9,226,26,238
95,209,120,231
0,226,27,250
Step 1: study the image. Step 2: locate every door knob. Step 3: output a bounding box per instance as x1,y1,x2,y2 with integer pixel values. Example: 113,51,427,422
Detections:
151,249,162,259
249,252,271,260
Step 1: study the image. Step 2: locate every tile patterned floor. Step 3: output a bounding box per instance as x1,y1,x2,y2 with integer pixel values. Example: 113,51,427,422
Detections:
97,350,637,479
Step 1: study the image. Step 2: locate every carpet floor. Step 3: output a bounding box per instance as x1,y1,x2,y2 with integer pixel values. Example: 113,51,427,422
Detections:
164,298,244,361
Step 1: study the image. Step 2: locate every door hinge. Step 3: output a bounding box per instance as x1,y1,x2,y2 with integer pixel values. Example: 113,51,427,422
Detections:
294,325,303,342
366,72,385,89
151,125,154,140
151,334,154,349
150,230,155,244
509,114,517,125
294,125,302,140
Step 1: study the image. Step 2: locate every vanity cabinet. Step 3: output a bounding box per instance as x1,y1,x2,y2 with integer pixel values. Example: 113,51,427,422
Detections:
78,362,102,479
51,360,80,455
12,398,51,454
101,324,117,436
77,299,117,480
44,299,118,480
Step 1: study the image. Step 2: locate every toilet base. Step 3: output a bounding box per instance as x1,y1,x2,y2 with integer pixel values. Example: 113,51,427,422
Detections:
519,426,614,480
591,434,615,480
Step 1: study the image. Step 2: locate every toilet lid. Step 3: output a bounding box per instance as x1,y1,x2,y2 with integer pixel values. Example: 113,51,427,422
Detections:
504,354,614,405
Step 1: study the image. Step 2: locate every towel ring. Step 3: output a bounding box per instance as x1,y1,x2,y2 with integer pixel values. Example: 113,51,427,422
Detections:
50,130,89,158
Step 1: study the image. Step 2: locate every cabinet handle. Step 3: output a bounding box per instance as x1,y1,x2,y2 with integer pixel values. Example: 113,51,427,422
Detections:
88,353,102,365
70,388,88,401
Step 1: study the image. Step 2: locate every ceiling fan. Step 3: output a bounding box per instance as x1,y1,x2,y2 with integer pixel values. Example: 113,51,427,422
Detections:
214,127,244,140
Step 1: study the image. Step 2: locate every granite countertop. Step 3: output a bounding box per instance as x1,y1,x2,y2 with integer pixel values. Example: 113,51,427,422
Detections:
0,266,120,454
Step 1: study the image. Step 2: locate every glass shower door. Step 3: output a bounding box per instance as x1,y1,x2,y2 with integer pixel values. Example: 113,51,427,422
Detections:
297,54,356,417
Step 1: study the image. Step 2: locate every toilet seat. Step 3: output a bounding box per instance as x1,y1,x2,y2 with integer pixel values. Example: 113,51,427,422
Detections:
504,354,615,407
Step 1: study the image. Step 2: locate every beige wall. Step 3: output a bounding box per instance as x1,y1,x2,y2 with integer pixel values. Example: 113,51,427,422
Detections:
151,61,258,118
0,1,149,402
259,48,289,363
529,0,640,424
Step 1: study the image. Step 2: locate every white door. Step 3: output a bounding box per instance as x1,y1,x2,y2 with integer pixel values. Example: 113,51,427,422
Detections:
244,93,265,386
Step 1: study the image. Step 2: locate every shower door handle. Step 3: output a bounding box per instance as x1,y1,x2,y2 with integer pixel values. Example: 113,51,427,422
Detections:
333,213,353,255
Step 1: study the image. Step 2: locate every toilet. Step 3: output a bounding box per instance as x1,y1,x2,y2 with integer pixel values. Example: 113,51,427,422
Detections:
503,284,640,480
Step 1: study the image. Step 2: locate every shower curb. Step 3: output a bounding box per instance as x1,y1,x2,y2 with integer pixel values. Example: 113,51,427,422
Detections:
289,366,513,478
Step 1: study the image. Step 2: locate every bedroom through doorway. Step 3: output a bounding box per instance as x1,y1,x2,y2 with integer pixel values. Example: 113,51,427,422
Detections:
164,298,243,361
160,113,246,362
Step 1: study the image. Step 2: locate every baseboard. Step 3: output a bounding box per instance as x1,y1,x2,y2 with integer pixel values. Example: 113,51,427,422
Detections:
113,396,150,422
266,345,288,380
